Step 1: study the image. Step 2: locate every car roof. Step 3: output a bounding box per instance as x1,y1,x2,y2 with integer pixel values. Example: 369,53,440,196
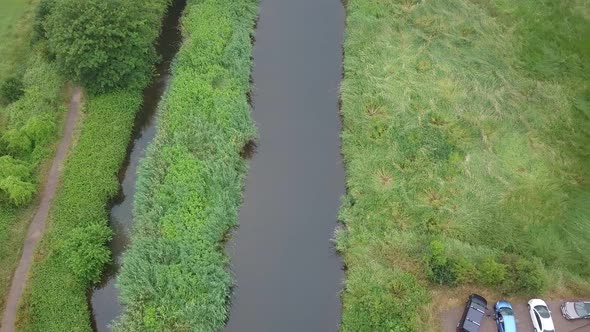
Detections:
529,298,547,307
502,315,517,332
470,294,488,307
496,300,513,309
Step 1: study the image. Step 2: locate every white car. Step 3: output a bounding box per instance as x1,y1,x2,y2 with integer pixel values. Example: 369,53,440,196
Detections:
528,299,555,332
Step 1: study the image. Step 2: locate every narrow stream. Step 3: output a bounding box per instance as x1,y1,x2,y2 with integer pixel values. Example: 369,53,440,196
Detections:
89,1,185,330
224,0,346,331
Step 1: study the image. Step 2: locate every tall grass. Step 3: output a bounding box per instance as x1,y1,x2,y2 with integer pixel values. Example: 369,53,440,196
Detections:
115,0,257,330
339,0,590,330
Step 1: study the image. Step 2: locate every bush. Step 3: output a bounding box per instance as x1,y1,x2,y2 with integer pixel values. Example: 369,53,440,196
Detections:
453,256,478,285
502,255,547,294
0,76,24,104
1,129,32,156
479,256,507,287
424,240,458,285
44,0,170,93
0,176,36,206
32,0,55,42
63,223,112,284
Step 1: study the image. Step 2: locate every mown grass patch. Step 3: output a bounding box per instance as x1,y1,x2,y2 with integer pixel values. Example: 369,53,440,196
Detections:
339,0,590,330
115,0,257,330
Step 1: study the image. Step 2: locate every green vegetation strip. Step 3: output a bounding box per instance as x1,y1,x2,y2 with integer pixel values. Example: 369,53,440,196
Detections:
16,92,139,331
0,0,66,313
339,0,589,330
16,0,171,330
115,0,257,330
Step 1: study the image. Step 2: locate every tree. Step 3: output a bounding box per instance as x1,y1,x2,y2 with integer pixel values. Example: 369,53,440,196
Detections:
44,0,163,93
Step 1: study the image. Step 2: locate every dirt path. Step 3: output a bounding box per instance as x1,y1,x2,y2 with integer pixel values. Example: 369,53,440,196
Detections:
0,87,82,332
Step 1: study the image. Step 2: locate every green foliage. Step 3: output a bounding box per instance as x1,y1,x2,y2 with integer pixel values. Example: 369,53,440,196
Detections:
453,256,478,285
340,0,590,328
32,0,55,42
0,0,66,314
341,263,428,332
16,0,168,326
44,0,171,93
479,256,507,287
502,255,547,294
63,223,112,284
0,176,36,206
17,92,142,331
0,75,24,104
115,0,257,330
424,240,457,286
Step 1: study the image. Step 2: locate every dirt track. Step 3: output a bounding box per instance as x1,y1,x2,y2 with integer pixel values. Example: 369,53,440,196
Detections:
442,299,590,332
0,88,81,332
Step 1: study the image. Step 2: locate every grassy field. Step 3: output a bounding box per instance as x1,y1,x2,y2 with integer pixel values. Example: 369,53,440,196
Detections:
115,0,257,330
338,0,590,330
0,0,33,82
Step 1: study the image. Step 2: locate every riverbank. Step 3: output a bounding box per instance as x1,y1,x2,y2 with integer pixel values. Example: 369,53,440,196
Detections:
14,1,172,330
339,0,590,330
115,0,257,329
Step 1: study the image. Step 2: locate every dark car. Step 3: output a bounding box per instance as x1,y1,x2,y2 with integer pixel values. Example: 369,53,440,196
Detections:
494,300,517,332
561,301,590,320
457,294,488,332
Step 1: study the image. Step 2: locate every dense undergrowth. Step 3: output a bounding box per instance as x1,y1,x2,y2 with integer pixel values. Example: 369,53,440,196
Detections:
0,0,66,313
339,0,590,330
115,0,257,330
15,0,171,330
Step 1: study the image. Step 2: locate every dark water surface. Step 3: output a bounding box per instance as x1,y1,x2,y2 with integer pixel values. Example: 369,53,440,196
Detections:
89,1,185,330
224,0,346,331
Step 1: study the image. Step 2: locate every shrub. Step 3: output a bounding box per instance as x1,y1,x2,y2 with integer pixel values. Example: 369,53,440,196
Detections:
44,0,170,93
63,223,112,284
453,256,478,285
479,256,507,287
424,240,457,285
0,176,36,206
0,76,24,104
502,255,547,294
1,128,32,156
32,0,55,42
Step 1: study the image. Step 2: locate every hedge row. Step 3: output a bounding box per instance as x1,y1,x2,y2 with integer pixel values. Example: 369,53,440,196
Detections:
115,0,257,330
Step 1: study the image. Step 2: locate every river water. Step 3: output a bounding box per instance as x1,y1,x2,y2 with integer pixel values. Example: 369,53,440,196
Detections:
89,1,185,330
224,0,346,331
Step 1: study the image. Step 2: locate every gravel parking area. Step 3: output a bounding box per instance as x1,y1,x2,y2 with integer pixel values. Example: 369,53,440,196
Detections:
442,300,590,332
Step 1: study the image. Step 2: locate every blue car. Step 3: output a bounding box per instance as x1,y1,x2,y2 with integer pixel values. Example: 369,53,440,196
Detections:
495,301,517,332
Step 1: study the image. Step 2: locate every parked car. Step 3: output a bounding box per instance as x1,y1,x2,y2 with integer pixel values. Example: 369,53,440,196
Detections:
494,300,517,332
457,294,488,332
528,299,555,332
561,301,590,320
